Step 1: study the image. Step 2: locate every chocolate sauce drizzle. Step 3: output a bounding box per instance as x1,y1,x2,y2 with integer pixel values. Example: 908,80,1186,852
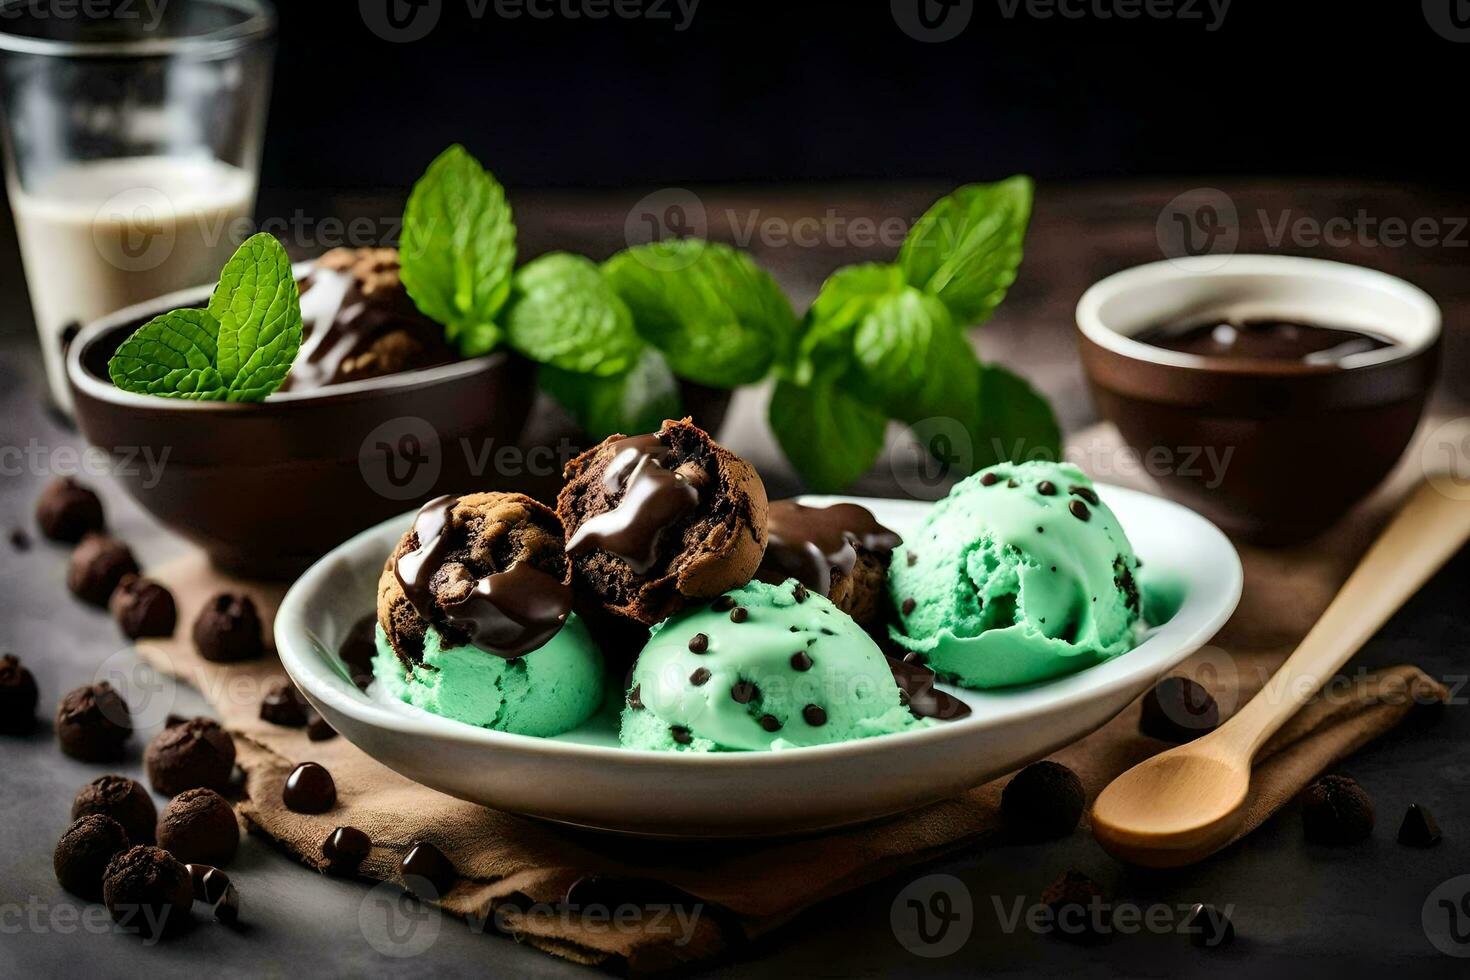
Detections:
887,656,971,721
566,434,698,574
757,501,902,596
394,495,458,620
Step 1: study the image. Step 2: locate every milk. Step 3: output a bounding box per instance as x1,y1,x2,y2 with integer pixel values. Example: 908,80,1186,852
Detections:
9,156,257,412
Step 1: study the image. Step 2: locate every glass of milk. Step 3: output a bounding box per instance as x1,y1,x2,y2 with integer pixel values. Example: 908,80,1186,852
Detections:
0,0,275,415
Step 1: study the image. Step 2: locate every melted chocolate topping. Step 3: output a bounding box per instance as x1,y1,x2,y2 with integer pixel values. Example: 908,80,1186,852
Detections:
566,434,698,574
757,500,901,596
440,562,572,659
1134,317,1394,365
887,656,971,721
394,495,457,619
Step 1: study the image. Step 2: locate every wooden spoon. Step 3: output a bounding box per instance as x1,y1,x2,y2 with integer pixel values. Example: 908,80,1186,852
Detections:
1093,478,1470,867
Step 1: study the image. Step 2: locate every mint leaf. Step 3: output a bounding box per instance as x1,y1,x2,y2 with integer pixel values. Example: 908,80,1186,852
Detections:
604,240,797,387
505,252,641,376
107,309,230,400
400,144,517,337
769,378,889,492
795,263,906,384
541,348,683,440
208,233,302,400
898,176,1032,325
968,363,1062,469
849,286,979,423
455,322,503,358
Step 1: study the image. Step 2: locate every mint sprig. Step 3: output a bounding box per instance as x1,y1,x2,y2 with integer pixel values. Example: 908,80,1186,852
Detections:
504,252,642,376
108,233,302,402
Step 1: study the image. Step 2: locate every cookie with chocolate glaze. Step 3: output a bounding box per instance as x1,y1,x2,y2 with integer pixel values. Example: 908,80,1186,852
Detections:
377,492,573,666
755,499,900,627
557,419,768,625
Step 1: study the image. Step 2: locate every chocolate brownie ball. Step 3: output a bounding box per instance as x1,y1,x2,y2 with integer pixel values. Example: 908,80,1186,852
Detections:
67,534,139,606
72,775,157,844
109,575,178,639
103,845,193,938
56,681,132,761
145,717,236,796
55,814,131,901
0,654,38,735
557,419,768,624
156,788,239,867
378,491,573,665
259,676,310,727
755,500,899,627
193,593,265,662
35,477,104,543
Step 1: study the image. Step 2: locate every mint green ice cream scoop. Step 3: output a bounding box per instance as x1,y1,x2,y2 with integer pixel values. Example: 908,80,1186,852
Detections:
622,579,924,751
889,460,1142,689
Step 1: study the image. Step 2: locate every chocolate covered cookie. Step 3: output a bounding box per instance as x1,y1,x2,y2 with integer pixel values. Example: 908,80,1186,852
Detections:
557,419,768,624
755,499,899,627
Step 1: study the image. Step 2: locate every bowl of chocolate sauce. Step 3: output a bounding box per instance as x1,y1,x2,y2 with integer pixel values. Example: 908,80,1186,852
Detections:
1077,255,1440,544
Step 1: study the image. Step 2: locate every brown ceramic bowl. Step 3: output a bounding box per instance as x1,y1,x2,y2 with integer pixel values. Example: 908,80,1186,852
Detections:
1077,255,1440,544
67,271,537,579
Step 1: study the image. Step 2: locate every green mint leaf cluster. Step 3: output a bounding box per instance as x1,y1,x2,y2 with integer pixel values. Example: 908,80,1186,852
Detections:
108,233,302,402
774,176,1060,491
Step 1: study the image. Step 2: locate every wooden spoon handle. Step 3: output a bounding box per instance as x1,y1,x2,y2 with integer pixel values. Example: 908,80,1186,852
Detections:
1222,479,1470,757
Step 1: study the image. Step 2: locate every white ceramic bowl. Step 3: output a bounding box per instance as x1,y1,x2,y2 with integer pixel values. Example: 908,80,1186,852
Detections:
276,488,1242,838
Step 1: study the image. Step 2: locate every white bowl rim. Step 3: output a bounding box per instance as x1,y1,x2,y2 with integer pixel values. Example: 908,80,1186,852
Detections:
1075,254,1442,371
276,486,1244,771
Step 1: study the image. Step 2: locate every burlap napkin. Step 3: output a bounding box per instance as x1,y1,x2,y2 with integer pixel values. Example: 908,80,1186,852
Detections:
131,423,1449,973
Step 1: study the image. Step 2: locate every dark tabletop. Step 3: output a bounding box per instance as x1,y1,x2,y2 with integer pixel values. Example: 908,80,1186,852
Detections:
3,181,1470,978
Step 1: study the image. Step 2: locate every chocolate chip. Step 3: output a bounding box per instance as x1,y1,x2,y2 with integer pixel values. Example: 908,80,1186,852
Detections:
1397,803,1441,847
730,681,757,704
306,713,337,741
1069,500,1091,522
790,650,813,671
792,583,808,603
980,472,999,486
801,705,827,726
689,667,711,686
1007,478,1019,488
1000,761,1084,840
902,650,925,665
1302,774,1374,845
627,685,644,710
187,863,232,905
711,596,735,612
758,714,782,732
322,826,372,873
670,725,692,745
282,762,336,814
1184,903,1234,948
400,841,456,897
1140,677,1219,743
729,606,748,623
901,597,916,615
906,552,917,566
1038,480,1057,496
687,632,709,654
1069,485,1100,505
8,527,30,551
259,677,310,727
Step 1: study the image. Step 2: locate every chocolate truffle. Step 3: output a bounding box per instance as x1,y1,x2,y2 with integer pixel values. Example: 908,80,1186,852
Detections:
1001,760,1086,840
67,533,139,606
1183,902,1236,948
259,677,310,727
0,654,39,735
56,681,132,761
557,419,768,625
1139,676,1219,743
35,477,104,543
145,717,236,796
72,775,158,844
755,500,900,627
1302,774,1374,845
377,492,574,666
306,713,337,741
192,593,265,662
103,845,193,939
109,575,178,639
54,814,131,901
157,788,239,868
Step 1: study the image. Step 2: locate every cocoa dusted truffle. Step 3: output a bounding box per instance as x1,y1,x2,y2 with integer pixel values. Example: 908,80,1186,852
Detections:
1000,760,1086,840
258,677,310,727
0,654,39,735
56,681,132,761
67,533,139,606
193,593,265,662
145,717,236,796
755,499,900,627
109,575,178,639
557,419,768,625
103,845,193,938
156,788,239,868
55,814,131,901
35,477,104,542
1302,774,1374,845
72,775,158,844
